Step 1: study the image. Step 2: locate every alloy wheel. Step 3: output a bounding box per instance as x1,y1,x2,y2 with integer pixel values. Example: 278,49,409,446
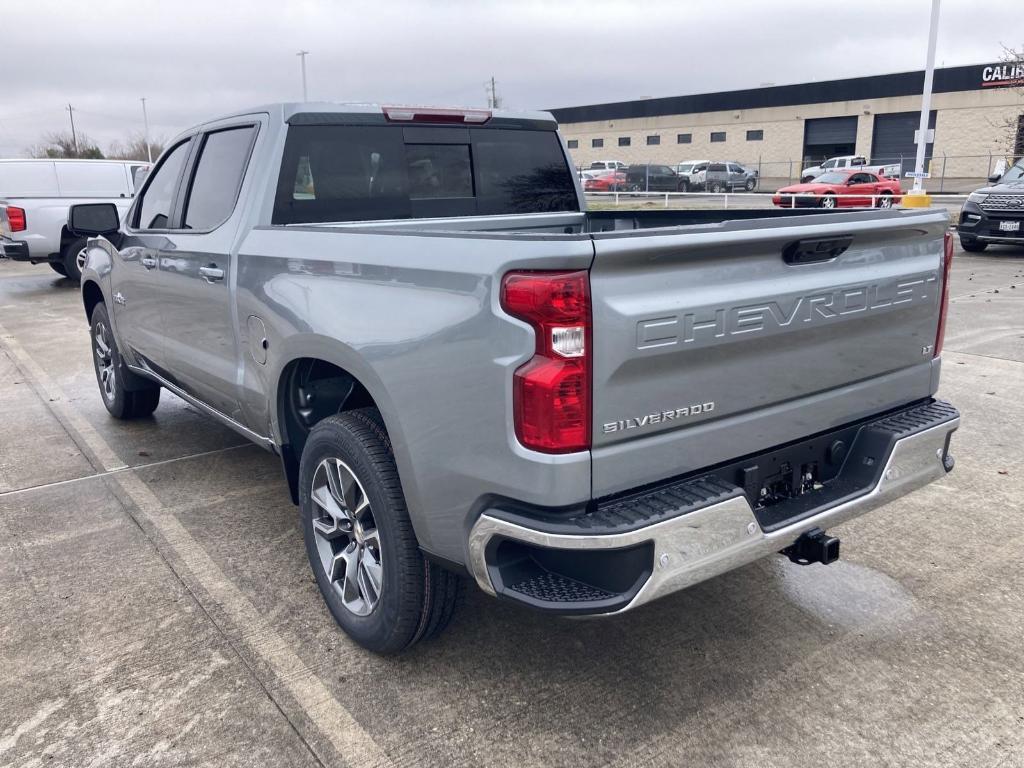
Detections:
310,457,383,616
93,320,116,403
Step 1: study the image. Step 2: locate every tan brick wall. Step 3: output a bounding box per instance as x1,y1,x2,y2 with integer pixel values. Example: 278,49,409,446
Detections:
559,87,1024,182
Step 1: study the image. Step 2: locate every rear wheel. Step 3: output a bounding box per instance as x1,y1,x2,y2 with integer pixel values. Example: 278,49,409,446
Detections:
62,237,89,282
90,303,161,419
820,194,837,209
710,181,726,193
875,192,894,209
300,410,460,654
49,262,68,276
960,237,987,252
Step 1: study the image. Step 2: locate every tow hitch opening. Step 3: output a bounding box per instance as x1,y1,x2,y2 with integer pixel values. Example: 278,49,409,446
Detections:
782,527,840,565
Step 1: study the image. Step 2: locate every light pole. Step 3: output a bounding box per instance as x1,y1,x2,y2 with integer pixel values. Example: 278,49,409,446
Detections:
909,0,941,200
297,50,309,102
140,97,152,163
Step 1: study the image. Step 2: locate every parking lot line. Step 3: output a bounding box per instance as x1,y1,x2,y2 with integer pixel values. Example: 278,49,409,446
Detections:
0,320,394,768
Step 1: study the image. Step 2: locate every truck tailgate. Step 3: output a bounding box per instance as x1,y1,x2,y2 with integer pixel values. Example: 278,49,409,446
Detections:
588,209,949,497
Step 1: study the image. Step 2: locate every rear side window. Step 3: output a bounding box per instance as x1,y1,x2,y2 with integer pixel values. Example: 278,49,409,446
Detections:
273,125,578,224
708,163,727,172
136,141,190,230
182,125,257,230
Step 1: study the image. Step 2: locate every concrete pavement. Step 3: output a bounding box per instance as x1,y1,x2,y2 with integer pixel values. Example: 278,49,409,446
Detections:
1,243,1022,767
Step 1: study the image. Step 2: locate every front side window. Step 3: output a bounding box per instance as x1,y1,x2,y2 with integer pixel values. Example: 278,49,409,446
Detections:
136,140,190,230
182,126,257,230
710,132,726,143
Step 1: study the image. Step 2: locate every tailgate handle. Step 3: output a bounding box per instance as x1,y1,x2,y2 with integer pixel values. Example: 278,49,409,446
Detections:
783,236,853,265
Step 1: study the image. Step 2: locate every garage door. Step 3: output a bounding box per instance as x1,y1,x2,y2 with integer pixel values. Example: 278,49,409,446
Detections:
871,111,936,175
804,117,858,146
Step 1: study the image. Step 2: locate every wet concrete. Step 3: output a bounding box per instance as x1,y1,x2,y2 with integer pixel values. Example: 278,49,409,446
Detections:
1,244,1022,767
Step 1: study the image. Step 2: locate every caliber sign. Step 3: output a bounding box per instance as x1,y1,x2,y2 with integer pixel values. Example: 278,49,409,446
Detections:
981,63,1024,88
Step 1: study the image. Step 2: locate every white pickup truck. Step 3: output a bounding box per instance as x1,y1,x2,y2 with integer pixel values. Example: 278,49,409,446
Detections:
801,155,900,183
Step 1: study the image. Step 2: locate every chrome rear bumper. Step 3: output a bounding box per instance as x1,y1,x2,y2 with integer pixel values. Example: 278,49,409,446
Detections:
468,406,958,615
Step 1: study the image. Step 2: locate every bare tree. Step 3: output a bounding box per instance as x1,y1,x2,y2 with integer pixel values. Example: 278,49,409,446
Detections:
107,132,166,162
993,45,1024,163
28,131,104,159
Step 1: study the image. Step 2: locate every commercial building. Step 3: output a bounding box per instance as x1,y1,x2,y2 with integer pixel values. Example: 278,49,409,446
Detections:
551,62,1024,190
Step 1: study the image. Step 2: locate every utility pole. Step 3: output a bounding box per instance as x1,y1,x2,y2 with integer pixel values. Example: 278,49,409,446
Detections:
297,50,309,102
487,77,500,109
910,0,940,197
66,104,78,157
140,97,152,163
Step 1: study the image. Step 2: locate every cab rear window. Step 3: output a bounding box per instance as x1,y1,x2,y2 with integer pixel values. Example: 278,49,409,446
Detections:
272,124,578,224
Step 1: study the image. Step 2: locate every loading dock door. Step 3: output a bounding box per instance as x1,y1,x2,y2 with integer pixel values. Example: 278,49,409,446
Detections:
803,117,858,164
871,111,936,176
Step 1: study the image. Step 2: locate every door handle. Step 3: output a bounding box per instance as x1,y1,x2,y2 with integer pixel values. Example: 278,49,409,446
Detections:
140,256,157,269
199,265,225,283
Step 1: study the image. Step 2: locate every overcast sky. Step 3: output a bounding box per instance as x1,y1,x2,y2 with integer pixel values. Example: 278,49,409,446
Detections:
0,0,1014,157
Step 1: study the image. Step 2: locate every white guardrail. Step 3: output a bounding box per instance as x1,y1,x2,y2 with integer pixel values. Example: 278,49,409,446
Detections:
585,190,969,209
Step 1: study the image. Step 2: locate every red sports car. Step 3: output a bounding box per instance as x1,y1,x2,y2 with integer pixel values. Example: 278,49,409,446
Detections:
584,170,627,192
773,169,902,209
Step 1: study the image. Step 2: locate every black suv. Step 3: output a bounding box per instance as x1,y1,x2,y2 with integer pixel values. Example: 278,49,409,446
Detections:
958,159,1024,252
624,164,685,192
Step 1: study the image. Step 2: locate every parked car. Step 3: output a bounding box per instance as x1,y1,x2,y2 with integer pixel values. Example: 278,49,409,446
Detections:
624,164,684,191
675,160,709,188
704,161,758,192
0,159,150,280
773,170,902,208
68,102,957,655
800,155,900,183
957,158,1024,252
583,170,627,192
588,160,627,172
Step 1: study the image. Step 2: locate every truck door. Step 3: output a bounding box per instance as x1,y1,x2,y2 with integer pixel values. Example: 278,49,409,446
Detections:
115,138,193,370
155,123,259,421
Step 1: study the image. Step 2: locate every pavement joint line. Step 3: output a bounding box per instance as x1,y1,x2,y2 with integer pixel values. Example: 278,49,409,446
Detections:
944,349,1024,365
0,320,393,768
950,280,1024,301
0,443,255,499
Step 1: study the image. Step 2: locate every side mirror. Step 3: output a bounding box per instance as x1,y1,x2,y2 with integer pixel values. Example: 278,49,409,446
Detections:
68,203,121,237
988,173,1002,183
133,166,150,191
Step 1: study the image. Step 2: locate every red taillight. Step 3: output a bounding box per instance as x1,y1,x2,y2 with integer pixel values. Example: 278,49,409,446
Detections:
934,231,954,357
501,270,591,453
383,106,491,124
5,206,26,232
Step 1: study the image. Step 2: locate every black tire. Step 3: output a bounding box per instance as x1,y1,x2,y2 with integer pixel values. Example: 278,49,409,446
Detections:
744,177,757,191
820,194,837,209
710,182,725,193
299,409,459,654
49,262,68,276
89,303,161,419
960,237,987,252
875,192,894,209
62,237,89,282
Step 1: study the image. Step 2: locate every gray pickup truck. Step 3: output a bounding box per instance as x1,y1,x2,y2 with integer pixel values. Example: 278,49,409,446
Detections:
69,103,959,654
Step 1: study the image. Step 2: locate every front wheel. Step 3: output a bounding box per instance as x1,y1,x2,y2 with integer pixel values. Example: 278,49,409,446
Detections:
744,178,756,191
960,237,987,252
90,303,161,419
300,410,460,654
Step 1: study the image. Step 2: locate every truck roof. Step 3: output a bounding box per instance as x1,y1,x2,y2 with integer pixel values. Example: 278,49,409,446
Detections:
184,102,559,135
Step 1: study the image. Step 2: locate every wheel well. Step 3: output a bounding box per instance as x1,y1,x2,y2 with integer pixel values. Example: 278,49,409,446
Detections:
82,281,104,322
277,357,377,503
